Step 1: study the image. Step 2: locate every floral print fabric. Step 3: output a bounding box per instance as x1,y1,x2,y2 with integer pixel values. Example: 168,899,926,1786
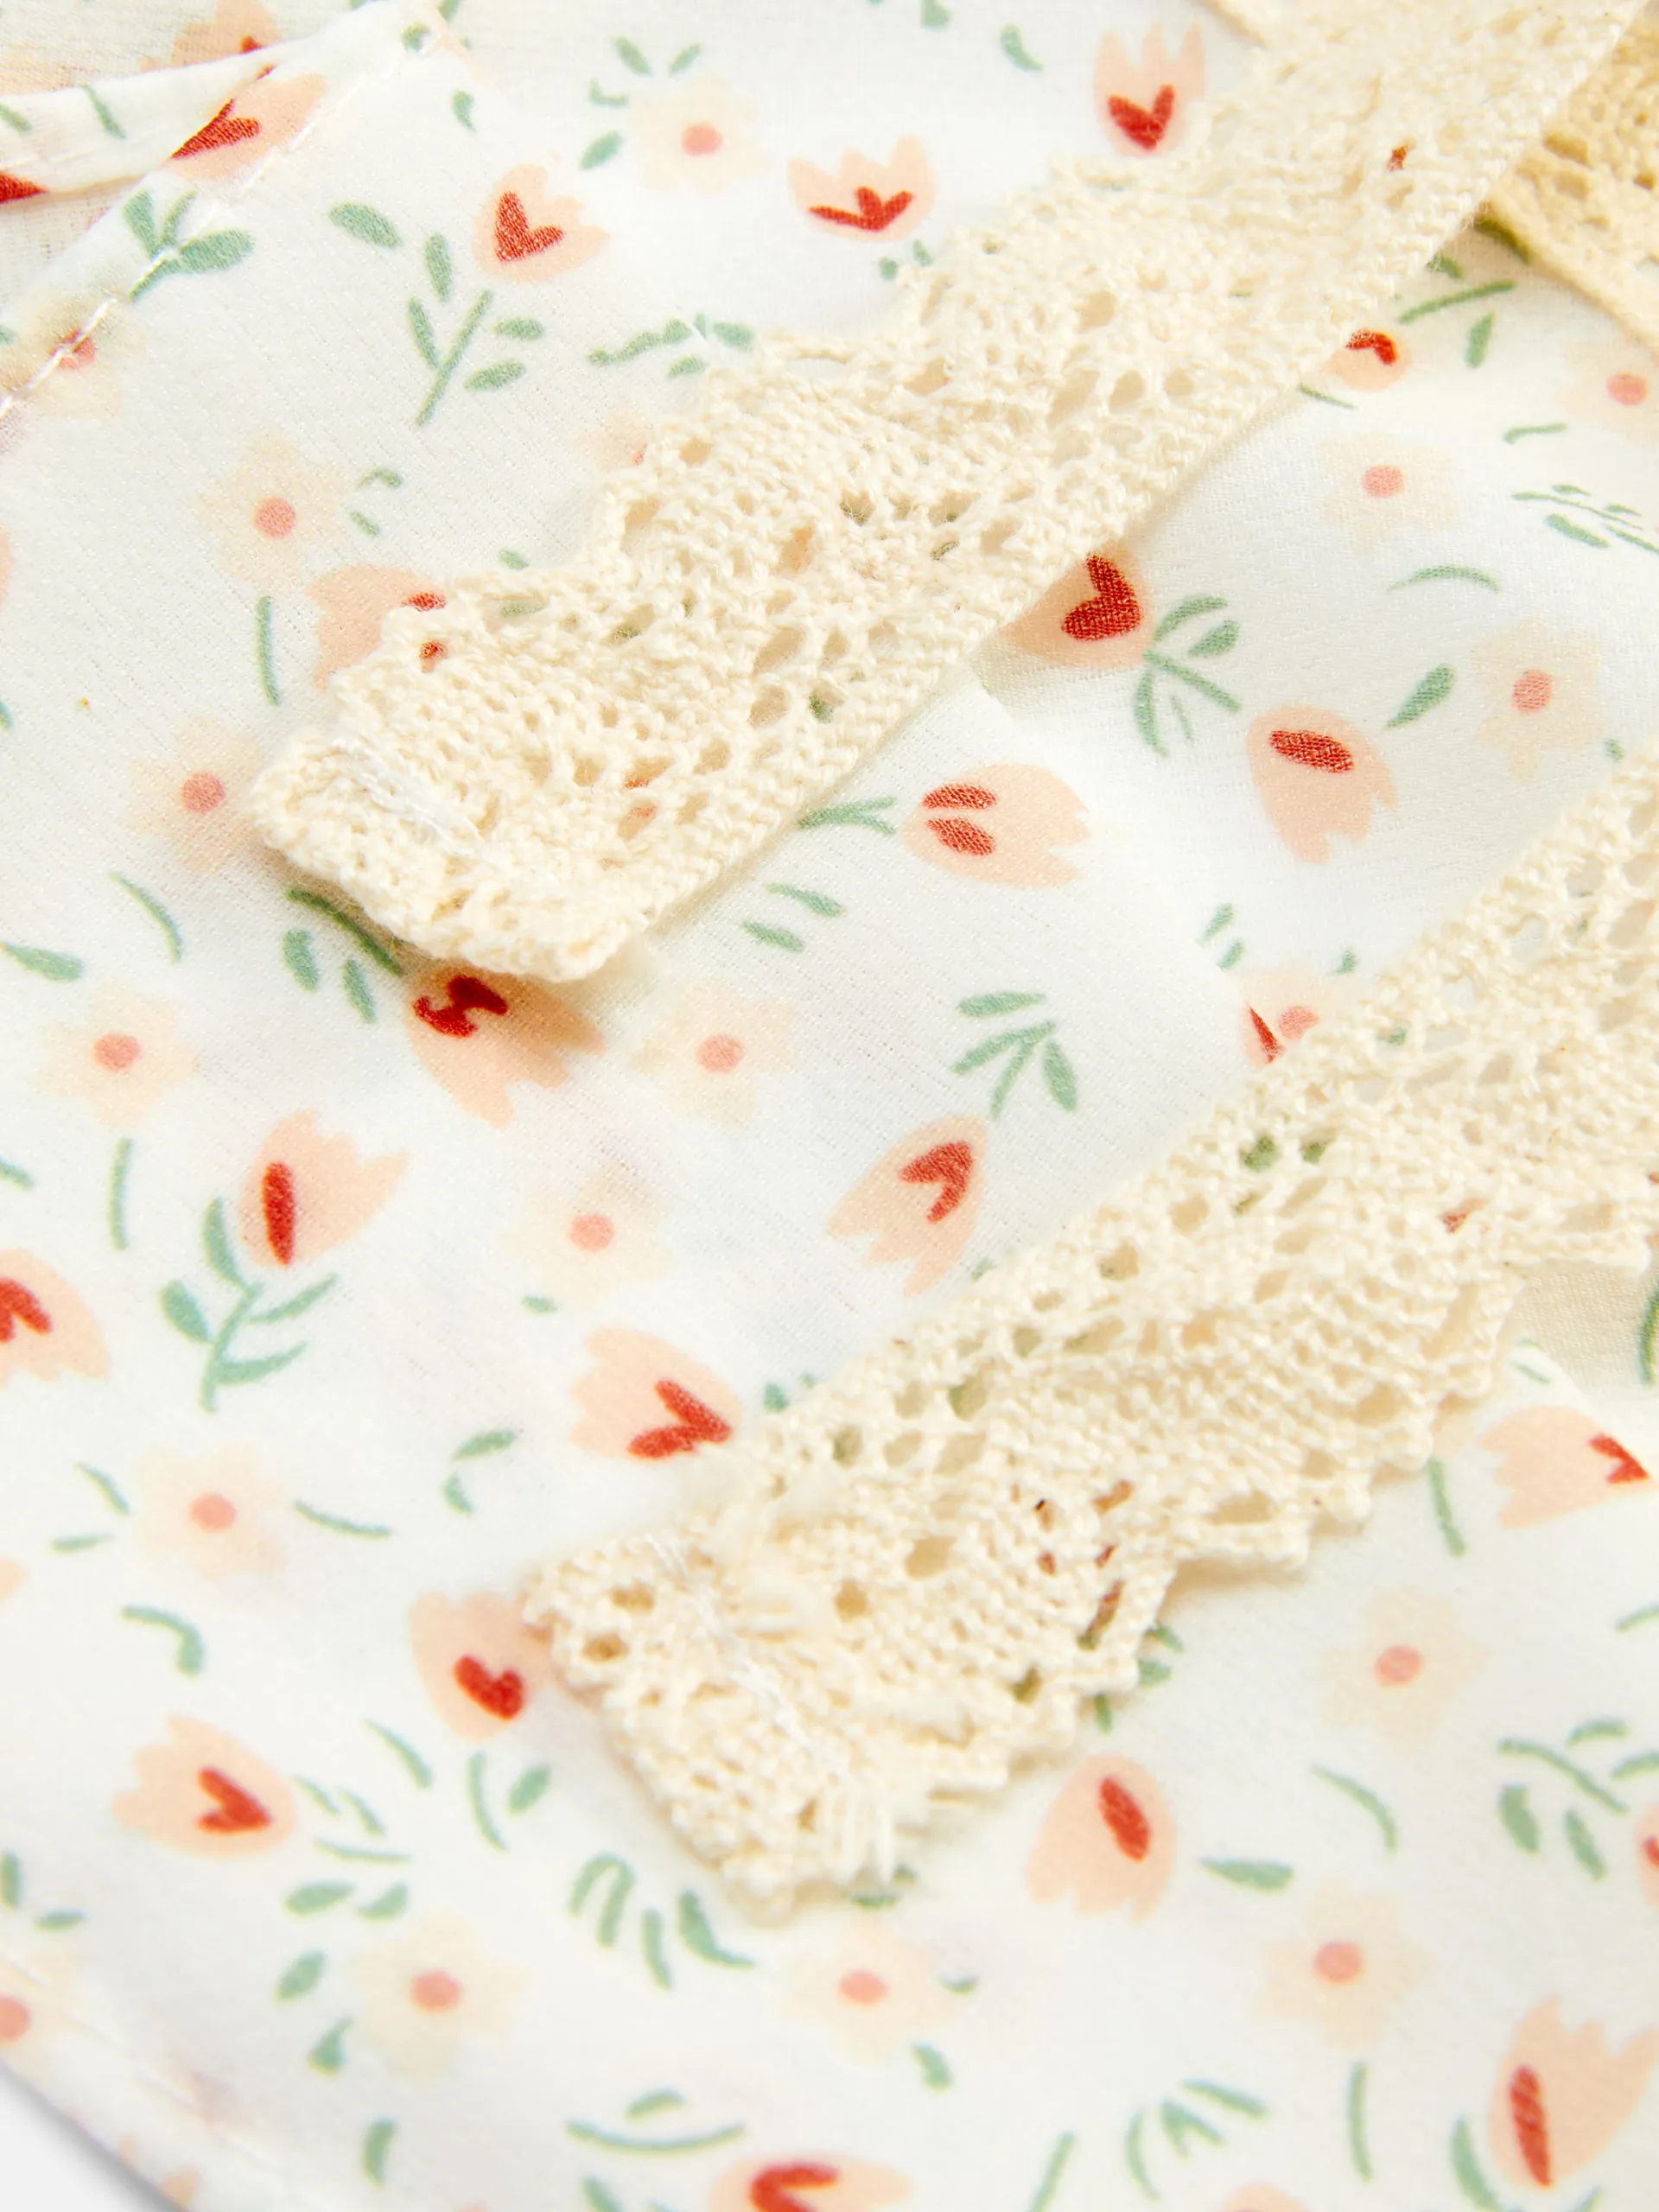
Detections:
0,2,1655,2208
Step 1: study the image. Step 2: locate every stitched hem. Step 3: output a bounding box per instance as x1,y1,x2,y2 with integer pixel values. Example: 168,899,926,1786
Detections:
529,747,1659,1900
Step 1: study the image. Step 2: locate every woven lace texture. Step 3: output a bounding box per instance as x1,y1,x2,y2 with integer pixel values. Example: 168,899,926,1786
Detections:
1490,13,1659,352
250,0,1640,983
528,753,1659,1901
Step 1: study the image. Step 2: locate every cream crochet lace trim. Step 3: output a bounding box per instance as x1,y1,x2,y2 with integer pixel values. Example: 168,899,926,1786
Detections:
528,751,1659,1901
1490,13,1659,352
250,0,1640,983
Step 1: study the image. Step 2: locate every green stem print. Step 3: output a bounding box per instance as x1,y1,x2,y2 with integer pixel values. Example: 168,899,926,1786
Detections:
1124,2080,1267,2197
954,991,1077,1117
108,1137,133,1250
159,1196,335,1412
281,885,402,1020
569,1852,755,1987
124,188,253,300
1516,483,1659,556
798,794,897,833
111,874,183,961
1493,1713,1659,1875
1198,900,1244,971
588,310,753,381
741,881,845,952
256,594,279,705
1398,242,1522,365
1133,595,1242,754
0,1847,86,1934
328,204,547,426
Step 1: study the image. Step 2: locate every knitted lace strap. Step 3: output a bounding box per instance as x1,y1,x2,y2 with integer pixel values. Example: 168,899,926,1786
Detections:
250,0,1640,984
528,749,1659,1900
1489,13,1659,352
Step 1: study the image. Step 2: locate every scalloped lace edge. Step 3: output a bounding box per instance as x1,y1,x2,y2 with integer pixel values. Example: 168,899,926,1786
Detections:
528,748,1659,1900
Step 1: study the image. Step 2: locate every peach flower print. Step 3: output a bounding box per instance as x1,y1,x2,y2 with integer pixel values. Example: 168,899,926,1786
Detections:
1559,337,1659,443
352,1916,524,2079
134,1446,283,1578
198,433,346,594
165,2,277,67
633,979,793,1125
1006,549,1153,671
790,138,934,238
634,77,766,194
584,402,652,474
710,2160,910,2212
1321,326,1410,394
1238,961,1356,1067
1027,1756,1174,1920
0,292,143,418
0,1252,106,1388
571,1329,742,1460
509,1163,671,1307
1321,435,1455,550
1489,2002,1659,2188
1095,26,1205,156
789,1923,953,2061
1224,2194,1306,2212
407,969,602,1127
1480,1404,1650,1528
1246,706,1395,862
308,565,443,686
238,1111,404,1269
168,71,324,180
1471,620,1601,780
0,1560,22,1602
410,1592,555,1740
0,46,74,92
472,167,607,282
1637,1805,1659,1910
126,716,262,872
0,1931,76,2082
902,765,1087,887
1262,1887,1427,2050
1320,1591,1487,1751
115,1719,295,1857
829,1116,985,1295
38,988,197,1126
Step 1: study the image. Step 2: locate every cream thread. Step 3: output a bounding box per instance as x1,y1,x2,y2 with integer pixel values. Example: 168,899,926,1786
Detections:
251,0,1643,984
529,748,1659,1900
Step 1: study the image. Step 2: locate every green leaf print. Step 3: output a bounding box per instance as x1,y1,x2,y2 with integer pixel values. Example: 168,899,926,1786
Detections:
276,1951,326,2000
1385,664,1455,726
676,1890,754,1967
287,1882,353,1915
423,232,452,302
331,203,402,250
3,941,83,981
161,1280,211,1342
1201,1858,1294,1890
1000,24,1043,69
507,1764,552,1815
362,2120,396,2184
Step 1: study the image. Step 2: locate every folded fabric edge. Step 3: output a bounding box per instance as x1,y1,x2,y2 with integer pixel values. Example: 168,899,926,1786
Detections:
526,747,1659,1901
